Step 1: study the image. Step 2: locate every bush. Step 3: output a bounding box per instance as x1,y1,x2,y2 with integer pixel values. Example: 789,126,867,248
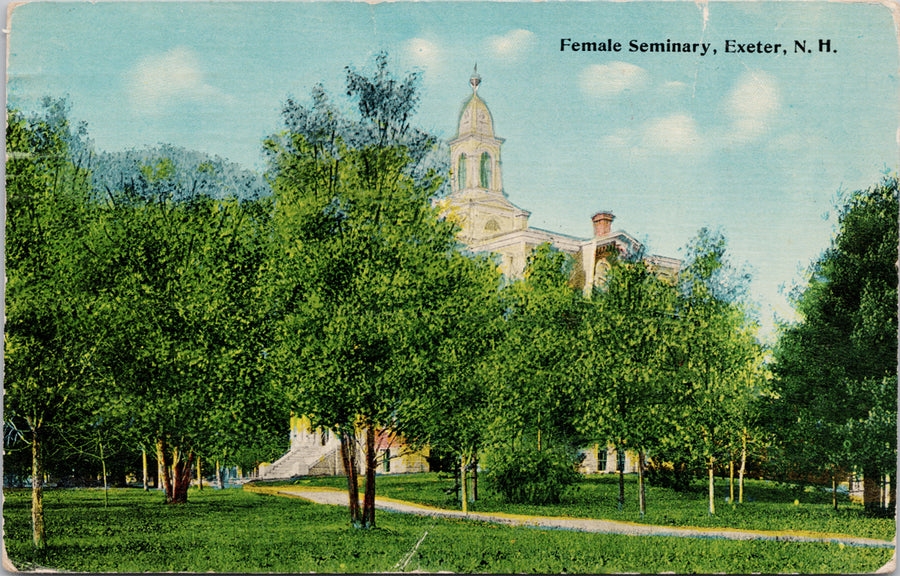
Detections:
488,447,579,504
645,459,694,492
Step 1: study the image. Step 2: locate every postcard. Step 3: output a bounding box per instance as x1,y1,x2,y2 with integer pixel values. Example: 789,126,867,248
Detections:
3,1,897,573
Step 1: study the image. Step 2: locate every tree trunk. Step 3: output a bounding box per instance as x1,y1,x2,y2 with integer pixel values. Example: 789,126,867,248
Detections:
142,448,149,491
708,458,716,515
157,448,165,491
339,428,361,526
832,472,838,511
31,426,46,549
197,455,203,491
362,425,377,528
156,438,173,503
460,453,468,514
216,459,222,490
729,459,734,504
171,448,194,504
889,474,896,511
617,451,625,512
100,439,109,508
638,449,646,517
472,453,478,502
739,431,747,504
863,464,881,514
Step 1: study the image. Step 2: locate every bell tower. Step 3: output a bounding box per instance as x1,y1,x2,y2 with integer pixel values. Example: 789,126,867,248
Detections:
449,66,504,196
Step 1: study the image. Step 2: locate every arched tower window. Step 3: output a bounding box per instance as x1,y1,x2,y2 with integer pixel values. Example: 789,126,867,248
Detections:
457,154,467,189
480,152,492,188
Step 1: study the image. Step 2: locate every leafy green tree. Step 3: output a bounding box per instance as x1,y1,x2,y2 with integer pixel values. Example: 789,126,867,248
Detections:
771,176,898,512
577,258,682,515
264,54,462,528
395,251,503,513
5,100,96,547
674,228,760,515
83,168,287,503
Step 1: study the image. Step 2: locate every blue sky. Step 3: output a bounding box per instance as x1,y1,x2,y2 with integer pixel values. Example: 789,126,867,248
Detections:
7,1,899,340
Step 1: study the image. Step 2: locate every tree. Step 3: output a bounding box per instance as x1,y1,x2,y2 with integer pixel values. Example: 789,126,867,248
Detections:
577,258,681,515
674,228,760,515
265,53,463,528
482,244,587,505
83,160,287,503
5,100,97,547
771,176,898,512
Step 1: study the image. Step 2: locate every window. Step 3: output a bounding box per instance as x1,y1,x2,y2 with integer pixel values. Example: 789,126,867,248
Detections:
383,449,391,473
484,219,500,233
457,155,467,189
598,448,607,472
480,152,491,188
617,449,626,472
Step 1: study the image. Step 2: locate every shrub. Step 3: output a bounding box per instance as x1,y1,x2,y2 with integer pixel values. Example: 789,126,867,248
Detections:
645,459,694,492
488,447,580,504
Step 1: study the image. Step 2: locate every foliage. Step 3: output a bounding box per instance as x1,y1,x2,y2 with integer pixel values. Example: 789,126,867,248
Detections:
491,244,587,453
263,52,466,527
6,486,890,573
488,447,581,505
770,176,898,506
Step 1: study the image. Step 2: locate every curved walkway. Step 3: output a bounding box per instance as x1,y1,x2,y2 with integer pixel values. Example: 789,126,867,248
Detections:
244,485,895,550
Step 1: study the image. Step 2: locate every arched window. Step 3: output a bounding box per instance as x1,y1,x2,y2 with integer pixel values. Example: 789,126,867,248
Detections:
480,152,491,188
457,154,467,189
484,219,500,233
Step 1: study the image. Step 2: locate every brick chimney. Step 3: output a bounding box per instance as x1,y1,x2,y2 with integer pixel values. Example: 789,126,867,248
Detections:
592,211,615,237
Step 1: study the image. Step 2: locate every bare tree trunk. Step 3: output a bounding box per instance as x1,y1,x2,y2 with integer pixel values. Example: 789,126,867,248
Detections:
739,431,747,504
339,427,361,526
362,425,377,528
157,438,173,503
863,465,880,514
31,425,46,549
708,458,716,515
617,450,625,512
142,447,149,491
171,449,194,504
461,453,468,514
472,452,478,502
890,474,896,511
832,472,838,511
638,449,646,517
100,439,109,508
729,459,734,504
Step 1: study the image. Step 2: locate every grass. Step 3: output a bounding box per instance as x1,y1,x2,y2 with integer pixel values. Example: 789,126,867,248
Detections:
3,486,894,573
278,472,897,541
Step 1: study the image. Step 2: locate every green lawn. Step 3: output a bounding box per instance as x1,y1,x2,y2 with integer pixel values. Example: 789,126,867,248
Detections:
278,472,897,541
2,486,893,573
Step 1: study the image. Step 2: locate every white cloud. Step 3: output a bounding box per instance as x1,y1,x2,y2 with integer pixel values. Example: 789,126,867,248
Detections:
405,37,442,68
487,29,535,60
725,70,780,144
126,46,229,116
579,62,650,100
642,114,702,153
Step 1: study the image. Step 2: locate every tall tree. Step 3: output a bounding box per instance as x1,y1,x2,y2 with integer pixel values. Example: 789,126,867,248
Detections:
5,100,95,547
577,258,681,515
771,176,898,512
674,228,760,515
265,53,462,528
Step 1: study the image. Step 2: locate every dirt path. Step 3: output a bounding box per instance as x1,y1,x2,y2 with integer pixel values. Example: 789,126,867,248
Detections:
245,485,895,550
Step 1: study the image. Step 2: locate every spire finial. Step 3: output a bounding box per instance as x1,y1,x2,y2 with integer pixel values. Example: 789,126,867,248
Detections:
469,64,481,94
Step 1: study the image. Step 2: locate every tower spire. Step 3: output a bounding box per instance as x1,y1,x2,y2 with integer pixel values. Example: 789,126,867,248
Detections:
469,64,481,94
